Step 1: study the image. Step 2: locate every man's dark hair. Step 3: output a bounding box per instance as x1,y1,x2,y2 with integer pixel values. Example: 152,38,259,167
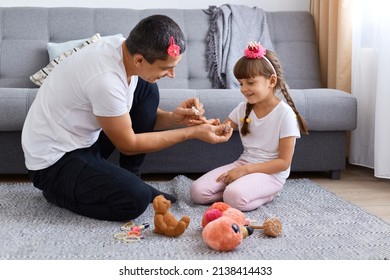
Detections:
125,15,186,63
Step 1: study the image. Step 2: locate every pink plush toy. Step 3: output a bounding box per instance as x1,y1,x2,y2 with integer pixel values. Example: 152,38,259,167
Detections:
201,202,250,227
201,202,253,251
201,202,230,227
201,202,283,251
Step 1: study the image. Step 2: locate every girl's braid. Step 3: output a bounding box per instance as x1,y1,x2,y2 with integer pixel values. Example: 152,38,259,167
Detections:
270,51,309,134
241,103,253,136
279,79,309,134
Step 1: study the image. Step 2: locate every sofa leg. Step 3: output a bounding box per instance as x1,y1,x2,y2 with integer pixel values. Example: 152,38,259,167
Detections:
329,170,341,180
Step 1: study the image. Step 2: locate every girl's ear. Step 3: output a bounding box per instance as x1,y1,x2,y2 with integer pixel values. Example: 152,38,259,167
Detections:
269,74,277,88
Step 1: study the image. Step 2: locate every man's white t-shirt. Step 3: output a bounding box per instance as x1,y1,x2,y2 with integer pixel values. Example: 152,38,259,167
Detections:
22,36,138,170
229,100,301,184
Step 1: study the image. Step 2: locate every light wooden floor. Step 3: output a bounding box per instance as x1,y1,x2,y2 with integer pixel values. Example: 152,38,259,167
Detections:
2,164,389,223
290,164,390,224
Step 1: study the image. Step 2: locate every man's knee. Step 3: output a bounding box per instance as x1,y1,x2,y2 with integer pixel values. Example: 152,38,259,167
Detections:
106,182,152,220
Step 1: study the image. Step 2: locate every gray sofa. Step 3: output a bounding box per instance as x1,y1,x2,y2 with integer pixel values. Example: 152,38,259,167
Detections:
0,7,357,179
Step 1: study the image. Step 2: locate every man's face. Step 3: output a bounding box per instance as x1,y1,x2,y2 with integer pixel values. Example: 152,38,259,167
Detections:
139,55,182,83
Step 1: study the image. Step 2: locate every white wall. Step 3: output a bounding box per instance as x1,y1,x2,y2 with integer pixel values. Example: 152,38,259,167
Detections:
1,0,310,11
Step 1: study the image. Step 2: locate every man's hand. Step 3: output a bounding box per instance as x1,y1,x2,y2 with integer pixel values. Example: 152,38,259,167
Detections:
172,98,206,126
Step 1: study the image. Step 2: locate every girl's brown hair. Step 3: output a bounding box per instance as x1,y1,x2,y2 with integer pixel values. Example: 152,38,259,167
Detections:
233,50,308,136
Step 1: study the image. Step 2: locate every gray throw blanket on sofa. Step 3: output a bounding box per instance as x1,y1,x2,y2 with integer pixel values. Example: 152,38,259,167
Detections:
206,4,274,89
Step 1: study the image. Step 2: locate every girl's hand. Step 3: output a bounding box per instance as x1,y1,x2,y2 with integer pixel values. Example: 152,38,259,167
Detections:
200,118,221,125
193,122,233,144
216,166,247,185
200,119,232,137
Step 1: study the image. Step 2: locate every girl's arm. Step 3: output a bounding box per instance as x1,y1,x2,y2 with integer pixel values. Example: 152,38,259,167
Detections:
217,136,296,184
222,117,238,130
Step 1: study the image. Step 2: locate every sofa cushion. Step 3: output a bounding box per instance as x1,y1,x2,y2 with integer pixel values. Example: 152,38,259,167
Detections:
266,11,322,89
289,89,357,131
0,88,37,131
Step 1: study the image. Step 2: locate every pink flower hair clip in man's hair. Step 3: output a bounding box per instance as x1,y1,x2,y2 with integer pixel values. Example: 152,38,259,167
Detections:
244,41,266,59
167,36,181,57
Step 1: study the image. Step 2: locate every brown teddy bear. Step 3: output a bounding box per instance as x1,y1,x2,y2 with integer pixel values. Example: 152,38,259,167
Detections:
152,195,190,237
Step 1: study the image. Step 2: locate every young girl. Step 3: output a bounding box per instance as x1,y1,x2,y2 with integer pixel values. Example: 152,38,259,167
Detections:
190,42,308,211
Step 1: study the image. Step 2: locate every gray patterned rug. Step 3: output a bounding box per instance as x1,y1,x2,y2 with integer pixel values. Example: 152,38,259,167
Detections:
1,176,389,260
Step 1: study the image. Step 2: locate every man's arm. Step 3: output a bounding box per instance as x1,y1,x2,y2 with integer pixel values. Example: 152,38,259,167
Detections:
96,113,232,155
153,108,179,130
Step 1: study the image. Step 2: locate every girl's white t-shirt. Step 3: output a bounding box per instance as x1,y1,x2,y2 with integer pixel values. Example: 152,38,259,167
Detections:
229,100,301,184
22,36,138,170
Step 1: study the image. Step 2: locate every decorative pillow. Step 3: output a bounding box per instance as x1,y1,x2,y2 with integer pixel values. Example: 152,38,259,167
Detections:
46,33,123,61
47,38,94,61
29,33,102,86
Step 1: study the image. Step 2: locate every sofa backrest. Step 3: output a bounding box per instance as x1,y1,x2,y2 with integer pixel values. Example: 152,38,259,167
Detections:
0,7,321,90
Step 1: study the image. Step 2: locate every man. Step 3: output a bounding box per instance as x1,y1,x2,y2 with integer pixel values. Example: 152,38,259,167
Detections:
21,15,232,221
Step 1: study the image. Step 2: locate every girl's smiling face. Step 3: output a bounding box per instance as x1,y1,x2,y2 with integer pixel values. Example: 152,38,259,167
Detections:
238,75,275,104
